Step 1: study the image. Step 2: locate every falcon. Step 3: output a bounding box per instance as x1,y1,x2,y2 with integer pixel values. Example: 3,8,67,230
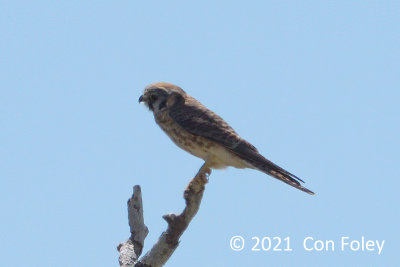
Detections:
139,82,314,195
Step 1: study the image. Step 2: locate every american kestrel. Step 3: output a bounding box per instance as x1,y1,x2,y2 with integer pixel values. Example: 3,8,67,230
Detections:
139,82,314,195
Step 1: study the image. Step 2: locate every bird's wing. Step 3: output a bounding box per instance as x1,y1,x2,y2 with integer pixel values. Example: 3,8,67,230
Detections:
169,98,314,195
168,97,250,150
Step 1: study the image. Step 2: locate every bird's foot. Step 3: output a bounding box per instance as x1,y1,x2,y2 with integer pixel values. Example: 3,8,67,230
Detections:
185,166,210,198
195,165,211,184
200,167,211,184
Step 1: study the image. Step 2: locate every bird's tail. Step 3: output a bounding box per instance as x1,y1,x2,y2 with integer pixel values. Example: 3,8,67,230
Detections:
236,146,315,195
263,166,315,195
230,141,315,195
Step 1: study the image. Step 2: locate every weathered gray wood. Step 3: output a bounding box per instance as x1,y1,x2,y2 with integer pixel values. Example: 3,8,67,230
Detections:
118,168,209,267
118,185,149,267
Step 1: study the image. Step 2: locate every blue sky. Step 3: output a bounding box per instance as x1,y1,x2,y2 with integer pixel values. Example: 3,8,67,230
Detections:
1,1,399,266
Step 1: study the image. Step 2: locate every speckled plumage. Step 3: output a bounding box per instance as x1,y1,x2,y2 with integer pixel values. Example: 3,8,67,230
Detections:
139,82,314,195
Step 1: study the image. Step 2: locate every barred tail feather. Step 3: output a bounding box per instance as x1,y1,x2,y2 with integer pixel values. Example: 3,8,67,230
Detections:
232,142,315,195
264,168,315,195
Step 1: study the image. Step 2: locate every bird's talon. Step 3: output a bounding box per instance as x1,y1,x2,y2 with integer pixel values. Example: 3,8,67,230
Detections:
199,174,208,184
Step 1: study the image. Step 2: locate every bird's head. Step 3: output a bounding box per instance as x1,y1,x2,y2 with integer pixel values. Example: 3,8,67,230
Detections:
139,82,186,112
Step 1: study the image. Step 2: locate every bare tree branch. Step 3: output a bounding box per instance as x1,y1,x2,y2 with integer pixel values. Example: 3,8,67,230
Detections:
118,168,209,267
117,185,149,267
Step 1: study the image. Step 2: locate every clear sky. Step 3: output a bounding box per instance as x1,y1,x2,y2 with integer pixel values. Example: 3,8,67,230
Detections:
1,1,399,266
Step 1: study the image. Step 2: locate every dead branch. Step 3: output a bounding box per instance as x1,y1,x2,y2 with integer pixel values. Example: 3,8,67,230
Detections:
118,169,209,267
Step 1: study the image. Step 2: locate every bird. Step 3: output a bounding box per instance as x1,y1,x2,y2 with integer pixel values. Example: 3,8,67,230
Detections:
139,82,314,195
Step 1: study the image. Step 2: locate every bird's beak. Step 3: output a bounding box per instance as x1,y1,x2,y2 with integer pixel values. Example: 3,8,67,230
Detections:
138,95,144,103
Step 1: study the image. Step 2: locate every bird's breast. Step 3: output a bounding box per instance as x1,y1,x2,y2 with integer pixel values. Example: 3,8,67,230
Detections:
155,111,213,159
154,111,250,169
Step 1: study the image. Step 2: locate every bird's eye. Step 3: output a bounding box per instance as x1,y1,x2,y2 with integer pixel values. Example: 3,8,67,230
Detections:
150,95,158,102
